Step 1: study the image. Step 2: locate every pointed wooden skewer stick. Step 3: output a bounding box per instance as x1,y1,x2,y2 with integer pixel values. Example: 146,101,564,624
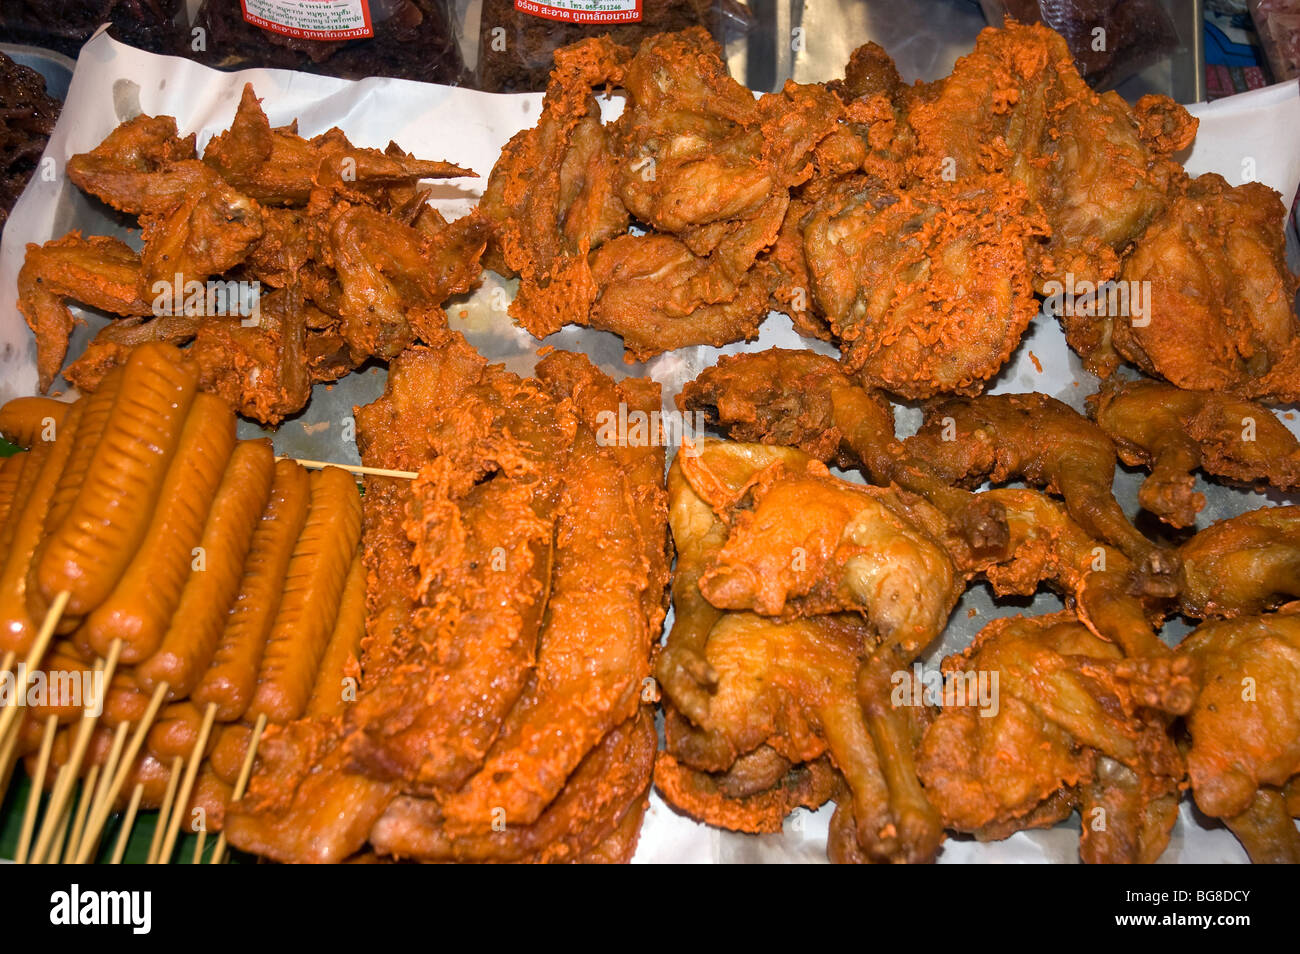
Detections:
146,756,183,865
63,763,100,863
0,591,69,750
15,714,58,864
29,640,121,864
281,457,417,480
191,827,207,864
75,681,170,863
157,702,217,864
0,650,19,795
109,782,144,865
210,711,267,865
0,713,22,801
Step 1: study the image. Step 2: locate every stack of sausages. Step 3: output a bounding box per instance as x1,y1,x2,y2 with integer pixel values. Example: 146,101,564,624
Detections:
0,342,365,846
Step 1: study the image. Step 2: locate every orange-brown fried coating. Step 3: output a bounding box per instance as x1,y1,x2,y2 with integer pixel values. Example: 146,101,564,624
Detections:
679,348,1009,554
203,85,473,208
658,439,953,863
1180,609,1300,862
1177,506,1300,619
905,391,1176,590
1111,174,1300,402
368,709,657,863
1091,377,1300,528
26,85,483,422
917,612,1189,863
17,234,152,391
478,35,631,340
655,751,840,834
907,22,1191,295
802,173,1045,398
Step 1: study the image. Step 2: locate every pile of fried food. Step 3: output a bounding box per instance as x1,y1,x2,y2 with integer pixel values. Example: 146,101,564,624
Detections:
19,83,488,424
222,332,669,862
5,20,1300,865
0,342,365,859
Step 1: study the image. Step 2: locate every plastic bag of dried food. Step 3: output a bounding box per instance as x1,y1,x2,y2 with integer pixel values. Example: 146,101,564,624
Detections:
188,0,465,84
474,0,752,93
979,0,1179,90
0,52,62,229
0,0,186,59
1252,0,1300,81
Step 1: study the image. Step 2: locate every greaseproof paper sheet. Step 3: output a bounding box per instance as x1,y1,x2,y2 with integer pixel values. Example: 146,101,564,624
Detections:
3,29,1299,863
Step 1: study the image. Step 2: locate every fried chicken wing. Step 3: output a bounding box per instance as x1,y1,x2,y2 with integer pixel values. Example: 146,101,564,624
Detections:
1112,174,1300,401
1091,377,1300,528
679,348,1009,554
327,202,489,360
17,233,152,391
203,85,473,208
1180,609,1300,862
905,391,1176,590
1177,506,1300,619
64,114,200,216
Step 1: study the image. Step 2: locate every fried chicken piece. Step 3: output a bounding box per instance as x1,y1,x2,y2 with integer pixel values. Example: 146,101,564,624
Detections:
917,612,1188,862
802,173,1045,398
65,113,201,216
326,203,489,361
202,84,473,208
586,232,774,359
1091,377,1300,528
697,460,961,636
1180,609,1300,862
479,36,631,339
368,709,656,863
435,353,668,831
17,233,152,391
345,344,575,794
905,391,1176,591
1177,506,1300,619
655,751,840,834
224,719,397,865
1112,174,1300,401
662,440,955,862
137,176,264,290
679,348,1009,554
907,22,1191,297
62,314,200,393
485,29,840,358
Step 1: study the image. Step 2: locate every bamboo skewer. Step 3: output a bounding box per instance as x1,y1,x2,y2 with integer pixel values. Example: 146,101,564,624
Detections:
191,827,207,864
109,783,144,865
75,680,169,863
28,640,120,864
146,756,183,865
15,714,57,864
282,457,417,480
210,711,267,865
157,702,217,864
0,591,70,750
63,763,99,863
0,714,22,802
44,767,74,864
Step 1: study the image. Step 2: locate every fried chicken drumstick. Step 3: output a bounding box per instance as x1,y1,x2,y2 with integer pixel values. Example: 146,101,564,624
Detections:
1091,378,1300,528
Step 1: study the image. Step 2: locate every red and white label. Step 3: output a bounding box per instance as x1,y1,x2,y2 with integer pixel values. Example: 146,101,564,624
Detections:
242,0,374,41
513,0,642,24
